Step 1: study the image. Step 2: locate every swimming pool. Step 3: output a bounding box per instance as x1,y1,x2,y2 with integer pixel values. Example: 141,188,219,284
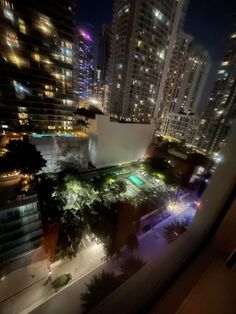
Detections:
128,175,145,186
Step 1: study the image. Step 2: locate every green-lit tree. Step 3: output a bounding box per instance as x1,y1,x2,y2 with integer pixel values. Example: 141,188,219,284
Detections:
107,180,127,199
80,271,122,313
57,209,84,259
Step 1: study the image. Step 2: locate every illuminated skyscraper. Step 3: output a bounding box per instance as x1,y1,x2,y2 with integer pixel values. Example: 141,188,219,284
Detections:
158,32,210,144
74,29,94,104
108,0,186,123
160,33,210,118
198,26,236,154
0,0,75,132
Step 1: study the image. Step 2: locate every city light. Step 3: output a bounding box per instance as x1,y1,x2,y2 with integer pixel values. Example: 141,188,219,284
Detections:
79,30,92,41
88,98,100,105
0,1,235,313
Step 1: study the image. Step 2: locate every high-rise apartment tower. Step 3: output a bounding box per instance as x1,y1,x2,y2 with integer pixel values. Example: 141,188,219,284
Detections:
198,26,236,154
108,0,186,123
74,29,94,104
0,0,75,132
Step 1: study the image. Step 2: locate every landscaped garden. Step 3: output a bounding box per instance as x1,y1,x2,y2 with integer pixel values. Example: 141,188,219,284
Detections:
37,159,182,261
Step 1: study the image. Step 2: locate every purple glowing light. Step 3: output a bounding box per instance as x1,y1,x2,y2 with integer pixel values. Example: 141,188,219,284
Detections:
80,30,92,41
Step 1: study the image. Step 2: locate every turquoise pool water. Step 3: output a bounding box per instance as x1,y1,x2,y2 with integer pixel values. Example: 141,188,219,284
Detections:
128,175,145,186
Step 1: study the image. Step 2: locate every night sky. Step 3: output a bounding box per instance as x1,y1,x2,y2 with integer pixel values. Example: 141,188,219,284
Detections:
75,0,236,112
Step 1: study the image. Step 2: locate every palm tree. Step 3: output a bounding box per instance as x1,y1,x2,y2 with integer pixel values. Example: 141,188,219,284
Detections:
120,255,145,280
80,271,121,313
163,217,190,242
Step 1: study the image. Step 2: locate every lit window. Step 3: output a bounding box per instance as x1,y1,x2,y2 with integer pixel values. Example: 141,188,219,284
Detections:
117,63,123,69
65,70,72,77
157,49,165,60
33,53,40,62
137,40,143,48
5,31,19,47
153,8,165,22
62,99,73,105
45,85,53,90
18,18,26,34
117,83,121,88
8,54,27,68
13,81,31,99
221,61,229,66
18,112,28,119
43,58,52,64
231,33,236,39
218,69,225,74
65,41,72,49
18,107,27,112
45,90,54,98
36,15,54,35
53,72,61,80
4,8,14,22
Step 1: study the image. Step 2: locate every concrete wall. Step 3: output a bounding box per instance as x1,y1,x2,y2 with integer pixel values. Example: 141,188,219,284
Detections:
30,135,89,173
88,115,155,168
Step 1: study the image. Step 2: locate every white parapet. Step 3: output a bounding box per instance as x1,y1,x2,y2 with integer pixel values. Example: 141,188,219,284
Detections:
88,115,155,168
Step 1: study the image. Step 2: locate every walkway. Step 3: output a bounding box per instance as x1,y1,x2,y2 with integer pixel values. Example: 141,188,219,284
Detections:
0,203,195,314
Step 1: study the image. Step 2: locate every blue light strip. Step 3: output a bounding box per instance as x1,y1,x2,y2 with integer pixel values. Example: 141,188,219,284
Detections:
32,134,76,138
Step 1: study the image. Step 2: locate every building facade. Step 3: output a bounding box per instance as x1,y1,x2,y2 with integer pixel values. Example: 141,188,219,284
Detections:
158,32,210,144
160,112,199,144
160,33,210,117
99,24,111,84
108,0,186,123
198,27,236,154
0,0,75,132
0,194,42,272
74,29,94,104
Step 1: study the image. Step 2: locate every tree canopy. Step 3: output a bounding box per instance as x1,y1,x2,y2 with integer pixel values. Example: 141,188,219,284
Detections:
81,271,122,313
0,140,46,174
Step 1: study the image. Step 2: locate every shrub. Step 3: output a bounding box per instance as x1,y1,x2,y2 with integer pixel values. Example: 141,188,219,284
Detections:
52,273,72,289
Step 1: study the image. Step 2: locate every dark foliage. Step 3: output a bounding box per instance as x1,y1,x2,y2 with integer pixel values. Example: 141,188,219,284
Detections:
0,140,46,174
57,209,84,259
36,174,64,223
81,271,122,313
163,216,191,242
73,118,90,131
119,255,145,280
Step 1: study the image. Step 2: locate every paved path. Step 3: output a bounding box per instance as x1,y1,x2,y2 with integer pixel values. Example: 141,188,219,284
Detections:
0,245,105,314
0,203,195,314
29,205,196,314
